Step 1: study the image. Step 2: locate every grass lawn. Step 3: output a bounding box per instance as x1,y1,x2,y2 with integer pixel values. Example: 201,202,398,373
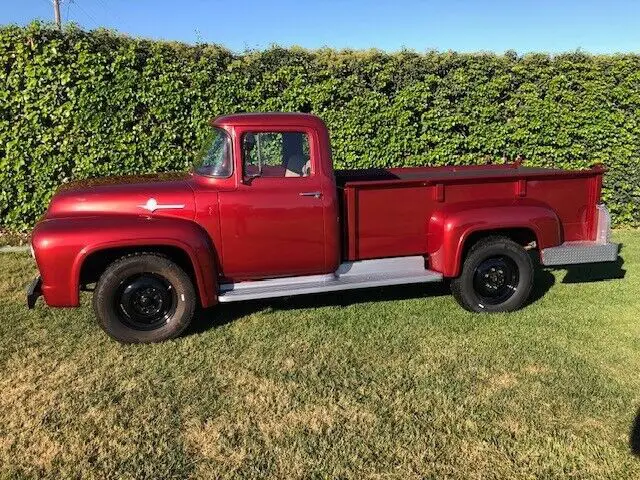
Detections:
1,231,639,478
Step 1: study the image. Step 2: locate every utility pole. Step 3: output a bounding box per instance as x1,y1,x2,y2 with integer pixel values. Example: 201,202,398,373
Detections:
53,0,62,30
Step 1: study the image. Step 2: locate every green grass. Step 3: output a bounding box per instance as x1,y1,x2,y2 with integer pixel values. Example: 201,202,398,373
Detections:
1,231,640,479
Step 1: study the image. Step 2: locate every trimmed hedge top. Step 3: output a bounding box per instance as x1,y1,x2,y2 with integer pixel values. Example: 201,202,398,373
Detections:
1,23,639,230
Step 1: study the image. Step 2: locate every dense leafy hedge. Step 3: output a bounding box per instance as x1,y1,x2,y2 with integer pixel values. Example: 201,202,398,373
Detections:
1,23,639,231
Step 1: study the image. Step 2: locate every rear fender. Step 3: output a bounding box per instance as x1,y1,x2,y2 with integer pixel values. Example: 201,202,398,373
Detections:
32,215,218,308
427,202,561,277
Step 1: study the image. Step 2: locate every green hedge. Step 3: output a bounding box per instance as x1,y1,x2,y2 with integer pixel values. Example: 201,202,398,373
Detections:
1,23,639,231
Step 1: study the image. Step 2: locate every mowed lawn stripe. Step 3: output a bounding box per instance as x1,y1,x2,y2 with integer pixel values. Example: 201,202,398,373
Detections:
0,231,638,478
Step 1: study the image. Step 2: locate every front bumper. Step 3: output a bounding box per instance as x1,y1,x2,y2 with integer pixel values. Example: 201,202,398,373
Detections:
26,276,42,309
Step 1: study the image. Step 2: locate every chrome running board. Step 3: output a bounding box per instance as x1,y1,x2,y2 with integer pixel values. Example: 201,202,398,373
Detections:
217,256,443,303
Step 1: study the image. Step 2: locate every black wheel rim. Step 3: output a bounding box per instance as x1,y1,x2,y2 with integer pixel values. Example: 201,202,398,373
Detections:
115,273,177,331
472,256,519,306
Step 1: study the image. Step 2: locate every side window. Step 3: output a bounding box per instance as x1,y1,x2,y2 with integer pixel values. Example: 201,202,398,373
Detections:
242,131,311,178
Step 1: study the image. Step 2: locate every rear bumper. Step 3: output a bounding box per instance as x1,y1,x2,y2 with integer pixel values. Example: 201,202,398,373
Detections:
541,241,619,266
541,203,619,266
26,276,42,309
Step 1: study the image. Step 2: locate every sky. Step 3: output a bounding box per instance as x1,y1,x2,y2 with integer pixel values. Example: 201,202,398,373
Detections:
3,0,640,54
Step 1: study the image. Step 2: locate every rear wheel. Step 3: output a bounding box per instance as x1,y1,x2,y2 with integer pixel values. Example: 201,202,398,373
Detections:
93,253,196,343
451,236,534,312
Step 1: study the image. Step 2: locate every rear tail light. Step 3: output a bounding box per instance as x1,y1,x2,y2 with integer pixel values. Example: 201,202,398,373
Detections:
595,204,612,244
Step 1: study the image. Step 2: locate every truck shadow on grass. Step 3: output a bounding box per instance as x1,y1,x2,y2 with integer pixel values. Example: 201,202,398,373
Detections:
187,281,454,335
630,407,640,457
559,255,626,284
186,253,626,336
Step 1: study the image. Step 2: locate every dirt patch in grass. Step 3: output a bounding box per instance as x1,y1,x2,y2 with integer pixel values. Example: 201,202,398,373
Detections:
184,366,379,477
482,371,518,397
184,417,250,475
521,364,550,376
0,356,78,475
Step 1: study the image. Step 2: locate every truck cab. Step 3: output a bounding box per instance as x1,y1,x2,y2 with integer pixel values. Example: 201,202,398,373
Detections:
28,113,619,343
194,113,340,281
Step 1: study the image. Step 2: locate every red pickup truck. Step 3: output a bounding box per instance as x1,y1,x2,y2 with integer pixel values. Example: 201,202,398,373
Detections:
27,113,618,343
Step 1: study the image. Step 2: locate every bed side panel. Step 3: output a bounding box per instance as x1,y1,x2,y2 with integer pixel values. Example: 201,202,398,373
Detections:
342,171,599,262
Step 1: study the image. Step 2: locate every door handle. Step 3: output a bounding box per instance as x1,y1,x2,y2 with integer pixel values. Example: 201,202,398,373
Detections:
299,191,322,199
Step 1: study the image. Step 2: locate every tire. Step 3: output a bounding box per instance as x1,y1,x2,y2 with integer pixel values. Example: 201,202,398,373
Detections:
93,253,196,343
451,236,534,313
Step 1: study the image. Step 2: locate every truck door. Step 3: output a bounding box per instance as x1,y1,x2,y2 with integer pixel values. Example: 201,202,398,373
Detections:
218,129,328,280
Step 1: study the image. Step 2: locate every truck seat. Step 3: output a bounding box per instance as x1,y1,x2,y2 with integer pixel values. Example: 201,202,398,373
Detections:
285,154,311,177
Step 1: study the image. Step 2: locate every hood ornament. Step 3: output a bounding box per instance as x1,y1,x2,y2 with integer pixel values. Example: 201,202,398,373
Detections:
138,198,185,213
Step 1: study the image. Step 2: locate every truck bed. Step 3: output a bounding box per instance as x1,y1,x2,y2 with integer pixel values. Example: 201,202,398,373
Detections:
337,163,605,263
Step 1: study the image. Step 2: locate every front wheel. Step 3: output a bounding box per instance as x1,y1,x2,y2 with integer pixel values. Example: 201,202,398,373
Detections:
451,236,534,312
93,253,196,343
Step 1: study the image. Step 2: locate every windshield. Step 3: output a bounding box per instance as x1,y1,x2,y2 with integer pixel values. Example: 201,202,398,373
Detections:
194,127,232,177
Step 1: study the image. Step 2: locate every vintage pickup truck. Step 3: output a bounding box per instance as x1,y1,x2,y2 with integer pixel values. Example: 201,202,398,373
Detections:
27,113,619,343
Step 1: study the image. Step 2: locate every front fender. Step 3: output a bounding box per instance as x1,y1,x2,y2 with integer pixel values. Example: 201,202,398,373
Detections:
32,215,218,308
427,201,561,277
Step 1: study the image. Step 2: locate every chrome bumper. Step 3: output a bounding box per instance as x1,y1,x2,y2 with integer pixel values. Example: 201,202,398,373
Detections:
541,204,619,266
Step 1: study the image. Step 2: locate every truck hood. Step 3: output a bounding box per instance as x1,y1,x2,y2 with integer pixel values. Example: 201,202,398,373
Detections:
45,172,196,221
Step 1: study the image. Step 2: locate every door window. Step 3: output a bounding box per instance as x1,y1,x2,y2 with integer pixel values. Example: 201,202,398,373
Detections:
242,132,311,178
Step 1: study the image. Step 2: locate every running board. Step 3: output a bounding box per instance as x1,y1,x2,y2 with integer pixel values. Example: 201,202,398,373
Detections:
217,256,443,303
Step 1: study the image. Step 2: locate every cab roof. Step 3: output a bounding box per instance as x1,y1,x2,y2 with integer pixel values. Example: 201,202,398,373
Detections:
211,112,326,129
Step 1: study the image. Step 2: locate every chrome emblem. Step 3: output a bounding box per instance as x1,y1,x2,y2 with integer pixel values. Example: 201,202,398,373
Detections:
138,198,185,213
